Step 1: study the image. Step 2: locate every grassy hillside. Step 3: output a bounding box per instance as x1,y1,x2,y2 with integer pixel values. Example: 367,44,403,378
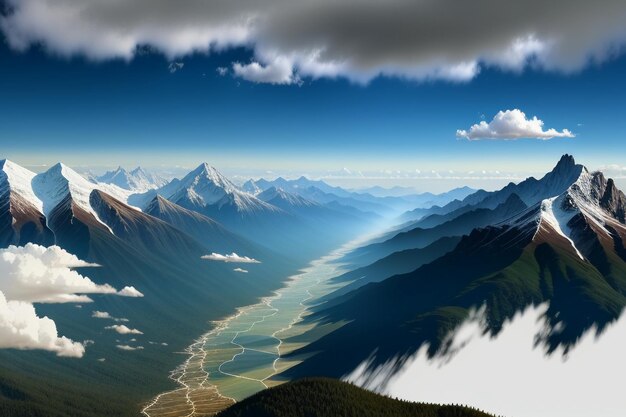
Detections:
217,378,498,417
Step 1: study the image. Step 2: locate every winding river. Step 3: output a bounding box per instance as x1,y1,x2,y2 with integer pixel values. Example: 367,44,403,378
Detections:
142,236,368,417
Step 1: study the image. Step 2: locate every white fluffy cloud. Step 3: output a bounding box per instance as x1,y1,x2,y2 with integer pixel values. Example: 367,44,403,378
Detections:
2,1,626,83
201,252,260,263
0,244,143,357
456,109,575,140
233,268,249,273
92,311,113,319
117,286,144,298
0,244,112,303
92,310,129,322
0,291,85,357
105,324,143,335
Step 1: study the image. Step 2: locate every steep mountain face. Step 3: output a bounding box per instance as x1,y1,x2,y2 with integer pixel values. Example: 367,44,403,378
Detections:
144,195,262,255
241,179,262,195
415,154,584,229
0,160,54,246
344,193,527,267
282,159,626,382
32,163,134,223
97,166,167,192
160,163,283,220
319,236,462,304
90,190,208,260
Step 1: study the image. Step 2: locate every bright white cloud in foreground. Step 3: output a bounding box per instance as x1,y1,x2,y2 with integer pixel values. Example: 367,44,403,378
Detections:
0,291,85,357
0,244,143,357
456,109,575,140
117,286,144,298
233,268,249,273
2,1,626,83
0,244,112,303
201,253,260,264
105,325,143,335
347,304,626,417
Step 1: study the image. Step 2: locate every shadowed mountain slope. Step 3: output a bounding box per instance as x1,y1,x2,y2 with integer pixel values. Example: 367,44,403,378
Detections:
280,160,626,384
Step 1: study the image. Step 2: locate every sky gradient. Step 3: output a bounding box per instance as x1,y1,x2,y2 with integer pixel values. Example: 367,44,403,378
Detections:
1,4,626,192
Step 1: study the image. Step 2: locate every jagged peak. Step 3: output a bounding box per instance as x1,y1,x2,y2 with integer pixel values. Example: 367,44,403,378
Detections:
556,153,576,168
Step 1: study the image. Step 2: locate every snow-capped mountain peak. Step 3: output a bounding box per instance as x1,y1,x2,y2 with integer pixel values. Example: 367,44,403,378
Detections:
97,165,167,192
0,159,43,213
163,163,282,215
28,162,136,232
510,166,626,260
241,179,262,195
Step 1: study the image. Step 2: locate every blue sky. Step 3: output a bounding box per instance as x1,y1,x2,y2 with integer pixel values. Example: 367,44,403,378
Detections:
1,1,626,192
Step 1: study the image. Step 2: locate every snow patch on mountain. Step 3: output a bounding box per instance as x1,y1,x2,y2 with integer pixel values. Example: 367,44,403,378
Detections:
538,197,583,259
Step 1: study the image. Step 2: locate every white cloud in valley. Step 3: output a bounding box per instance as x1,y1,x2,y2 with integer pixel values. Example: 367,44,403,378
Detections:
202,252,260,263
2,1,626,83
92,310,129,322
116,344,144,351
0,244,143,357
117,286,144,298
105,325,143,335
456,109,575,140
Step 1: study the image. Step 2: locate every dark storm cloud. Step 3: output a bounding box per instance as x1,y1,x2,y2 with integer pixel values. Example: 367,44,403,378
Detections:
2,0,626,82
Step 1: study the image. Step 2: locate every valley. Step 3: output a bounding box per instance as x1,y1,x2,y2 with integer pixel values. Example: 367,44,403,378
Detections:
142,236,373,416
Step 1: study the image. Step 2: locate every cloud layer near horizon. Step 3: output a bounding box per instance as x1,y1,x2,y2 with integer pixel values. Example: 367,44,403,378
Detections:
457,109,575,140
2,1,626,83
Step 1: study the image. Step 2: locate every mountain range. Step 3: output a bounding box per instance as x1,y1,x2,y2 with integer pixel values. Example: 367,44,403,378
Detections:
278,155,626,384
2,154,623,417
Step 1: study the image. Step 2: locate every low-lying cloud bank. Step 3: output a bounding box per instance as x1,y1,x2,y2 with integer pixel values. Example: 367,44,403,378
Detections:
0,244,143,357
202,252,260,263
2,1,626,83
346,304,626,417
457,109,575,140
